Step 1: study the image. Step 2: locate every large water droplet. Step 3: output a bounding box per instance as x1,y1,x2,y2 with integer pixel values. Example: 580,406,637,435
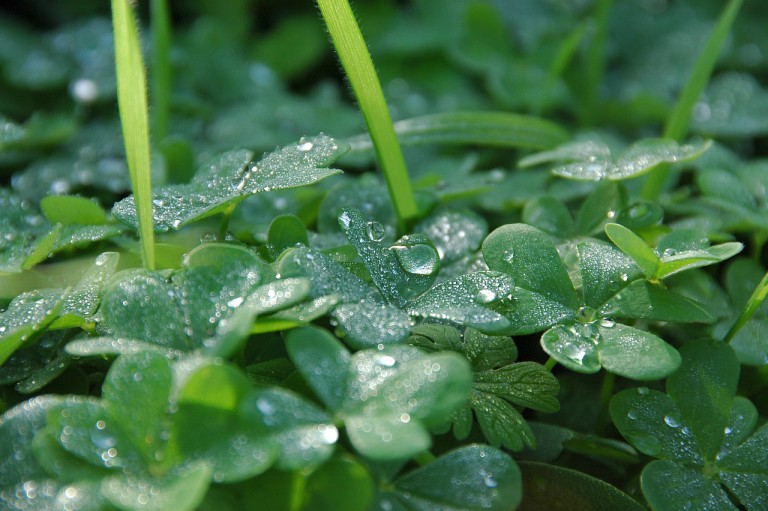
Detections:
366,221,386,242
628,431,662,456
663,413,682,428
391,243,439,276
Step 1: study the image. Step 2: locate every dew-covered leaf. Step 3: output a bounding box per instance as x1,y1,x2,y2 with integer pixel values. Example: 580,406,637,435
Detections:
267,214,309,260
342,345,472,460
175,363,277,482
338,208,439,308
490,287,575,335
101,352,173,470
407,272,513,333
47,397,144,472
285,327,351,412
414,209,487,264
474,361,560,413
578,240,642,309
40,195,109,226
543,321,679,380
604,223,659,279
0,289,65,365
332,300,411,349
0,395,65,488
641,460,737,511
610,387,702,463
462,328,517,371
598,323,681,380
655,242,743,280
316,174,396,236
53,252,119,329
717,423,768,510
239,386,337,470
277,246,381,304
574,181,628,236
102,463,212,511
667,340,739,461
522,196,574,238
603,280,714,323
113,135,346,232
519,461,647,511
521,138,711,181
483,224,579,310
389,445,521,511
466,392,535,451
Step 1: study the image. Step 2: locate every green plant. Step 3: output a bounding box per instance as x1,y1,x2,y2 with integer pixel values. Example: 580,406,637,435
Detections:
1,0,767,510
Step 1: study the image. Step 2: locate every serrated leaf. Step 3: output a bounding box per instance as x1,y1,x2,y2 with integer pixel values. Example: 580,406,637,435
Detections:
474,362,559,413
390,445,522,511
112,135,347,232
469,392,535,451
338,208,439,308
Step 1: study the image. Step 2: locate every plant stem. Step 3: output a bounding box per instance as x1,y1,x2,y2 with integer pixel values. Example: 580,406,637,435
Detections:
288,470,308,511
725,269,768,343
544,357,557,372
151,0,172,143
595,371,615,435
581,0,612,125
316,0,418,231
112,0,156,270
641,0,743,200
414,451,436,466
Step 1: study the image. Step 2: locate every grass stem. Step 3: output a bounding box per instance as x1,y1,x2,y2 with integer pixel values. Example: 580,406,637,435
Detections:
151,0,172,143
112,0,156,270
641,0,743,200
316,0,418,230
725,270,768,344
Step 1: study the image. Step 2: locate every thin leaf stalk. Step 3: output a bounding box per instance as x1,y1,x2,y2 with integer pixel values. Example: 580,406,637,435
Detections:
112,0,156,269
316,0,418,230
641,0,743,200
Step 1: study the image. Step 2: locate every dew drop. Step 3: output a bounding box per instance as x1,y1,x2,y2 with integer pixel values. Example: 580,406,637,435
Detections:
629,431,662,456
475,289,498,304
663,413,681,428
297,140,314,152
391,243,439,276
365,221,386,242
375,355,397,367
503,248,515,263
662,248,677,257
600,318,616,328
637,387,650,395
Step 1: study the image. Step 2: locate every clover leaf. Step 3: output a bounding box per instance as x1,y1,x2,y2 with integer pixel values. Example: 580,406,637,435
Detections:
611,340,768,510
286,326,473,460
112,134,347,232
520,138,712,181
483,224,703,379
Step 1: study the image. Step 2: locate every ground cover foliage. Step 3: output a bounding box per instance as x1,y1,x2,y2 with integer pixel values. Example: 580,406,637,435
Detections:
0,0,767,509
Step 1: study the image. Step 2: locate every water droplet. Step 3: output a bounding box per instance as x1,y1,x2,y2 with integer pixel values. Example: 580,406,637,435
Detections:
503,248,515,263
475,289,498,304
627,409,638,420
600,318,616,328
297,140,314,152
620,273,629,282
375,355,397,367
171,219,182,229
366,221,386,242
637,387,650,395
227,296,245,308
663,413,681,428
483,475,498,488
627,203,649,219
391,243,439,276
606,209,617,219
662,248,677,257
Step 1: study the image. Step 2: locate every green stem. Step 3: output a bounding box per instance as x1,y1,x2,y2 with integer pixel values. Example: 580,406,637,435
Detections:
288,470,308,511
641,0,743,200
316,0,418,231
544,357,558,372
151,0,172,143
413,451,436,466
581,0,611,125
218,204,236,240
595,371,615,435
112,0,156,270
725,270,768,343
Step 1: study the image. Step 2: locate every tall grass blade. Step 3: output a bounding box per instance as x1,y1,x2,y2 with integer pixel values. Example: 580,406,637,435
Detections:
111,0,156,270
316,0,418,229
641,0,743,200
725,270,768,343
151,0,172,143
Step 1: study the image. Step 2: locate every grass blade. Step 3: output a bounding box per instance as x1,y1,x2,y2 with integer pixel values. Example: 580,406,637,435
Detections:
316,0,418,230
112,0,155,270
151,0,172,143
641,0,743,200
725,270,768,343
346,111,569,152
